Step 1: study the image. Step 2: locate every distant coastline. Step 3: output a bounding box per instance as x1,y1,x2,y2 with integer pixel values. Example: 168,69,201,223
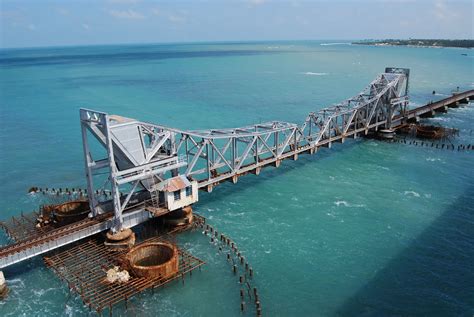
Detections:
352,39,473,49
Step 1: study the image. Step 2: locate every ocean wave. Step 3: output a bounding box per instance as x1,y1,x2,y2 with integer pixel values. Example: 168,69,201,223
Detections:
404,191,420,197
429,116,451,122
334,200,365,208
300,72,328,76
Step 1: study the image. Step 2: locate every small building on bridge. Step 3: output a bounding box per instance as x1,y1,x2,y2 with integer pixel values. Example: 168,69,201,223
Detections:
155,175,199,211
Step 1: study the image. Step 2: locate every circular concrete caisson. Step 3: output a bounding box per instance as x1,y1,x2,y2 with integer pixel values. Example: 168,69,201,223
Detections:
126,242,179,279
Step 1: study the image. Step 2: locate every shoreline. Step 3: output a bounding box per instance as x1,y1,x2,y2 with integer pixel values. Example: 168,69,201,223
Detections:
352,40,473,50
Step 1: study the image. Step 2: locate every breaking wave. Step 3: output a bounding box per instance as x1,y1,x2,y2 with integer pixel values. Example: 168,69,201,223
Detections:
301,72,328,76
334,200,366,208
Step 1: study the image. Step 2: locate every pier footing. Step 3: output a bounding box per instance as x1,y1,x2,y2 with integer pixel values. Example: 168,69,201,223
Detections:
0,271,7,299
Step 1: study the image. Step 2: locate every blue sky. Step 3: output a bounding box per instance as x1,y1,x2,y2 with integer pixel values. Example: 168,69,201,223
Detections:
0,0,472,48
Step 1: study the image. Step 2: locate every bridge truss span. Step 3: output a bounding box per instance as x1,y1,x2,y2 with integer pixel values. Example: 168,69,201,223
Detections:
171,68,410,190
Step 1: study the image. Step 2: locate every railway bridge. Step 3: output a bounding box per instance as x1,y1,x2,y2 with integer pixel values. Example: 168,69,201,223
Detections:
1,67,473,270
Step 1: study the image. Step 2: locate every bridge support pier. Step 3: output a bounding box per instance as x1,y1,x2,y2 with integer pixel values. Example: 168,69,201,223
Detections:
0,271,7,299
308,147,317,155
449,101,460,108
274,159,281,168
206,185,213,193
435,106,448,113
378,129,395,140
460,98,469,104
421,110,435,118
232,175,238,184
293,153,298,161
253,167,261,176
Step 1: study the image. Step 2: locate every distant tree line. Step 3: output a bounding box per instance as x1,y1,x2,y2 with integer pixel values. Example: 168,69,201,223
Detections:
352,39,473,48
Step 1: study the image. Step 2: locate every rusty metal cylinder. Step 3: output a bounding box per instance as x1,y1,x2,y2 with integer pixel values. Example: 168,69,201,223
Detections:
126,242,178,279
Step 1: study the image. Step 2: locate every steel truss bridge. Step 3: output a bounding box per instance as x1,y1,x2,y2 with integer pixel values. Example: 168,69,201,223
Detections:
77,67,410,232
2,67,473,270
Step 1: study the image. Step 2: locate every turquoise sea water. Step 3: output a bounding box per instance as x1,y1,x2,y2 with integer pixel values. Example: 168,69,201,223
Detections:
0,41,473,316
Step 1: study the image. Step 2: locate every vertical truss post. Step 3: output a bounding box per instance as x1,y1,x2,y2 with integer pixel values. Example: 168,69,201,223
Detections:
80,113,98,217
103,115,123,232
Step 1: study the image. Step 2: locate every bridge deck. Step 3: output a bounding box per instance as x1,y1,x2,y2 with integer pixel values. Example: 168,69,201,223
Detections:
195,90,473,189
0,207,154,269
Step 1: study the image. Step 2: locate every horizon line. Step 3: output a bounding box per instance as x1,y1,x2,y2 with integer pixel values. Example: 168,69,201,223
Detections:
1,37,473,51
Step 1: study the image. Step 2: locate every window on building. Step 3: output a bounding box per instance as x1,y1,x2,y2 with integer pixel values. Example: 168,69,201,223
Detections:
173,190,181,201
185,186,192,197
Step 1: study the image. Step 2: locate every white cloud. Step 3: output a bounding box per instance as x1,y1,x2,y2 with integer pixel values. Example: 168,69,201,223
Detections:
151,8,160,16
109,9,145,19
168,14,186,23
433,0,458,21
82,23,90,30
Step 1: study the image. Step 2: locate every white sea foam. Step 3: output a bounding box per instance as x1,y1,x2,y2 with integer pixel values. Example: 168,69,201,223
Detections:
301,72,328,76
426,157,441,162
334,201,366,208
429,117,450,122
404,191,420,197
335,200,349,207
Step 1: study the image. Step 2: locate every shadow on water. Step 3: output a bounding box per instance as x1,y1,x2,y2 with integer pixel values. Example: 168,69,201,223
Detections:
0,49,285,68
336,181,474,316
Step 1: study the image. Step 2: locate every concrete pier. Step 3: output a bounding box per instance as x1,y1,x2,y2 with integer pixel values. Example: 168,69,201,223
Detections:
0,271,7,298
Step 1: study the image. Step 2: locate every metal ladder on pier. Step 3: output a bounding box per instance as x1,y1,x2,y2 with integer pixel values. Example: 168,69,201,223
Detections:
145,176,168,217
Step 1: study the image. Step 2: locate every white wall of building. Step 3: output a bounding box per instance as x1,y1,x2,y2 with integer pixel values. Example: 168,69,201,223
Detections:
165,181,199,211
